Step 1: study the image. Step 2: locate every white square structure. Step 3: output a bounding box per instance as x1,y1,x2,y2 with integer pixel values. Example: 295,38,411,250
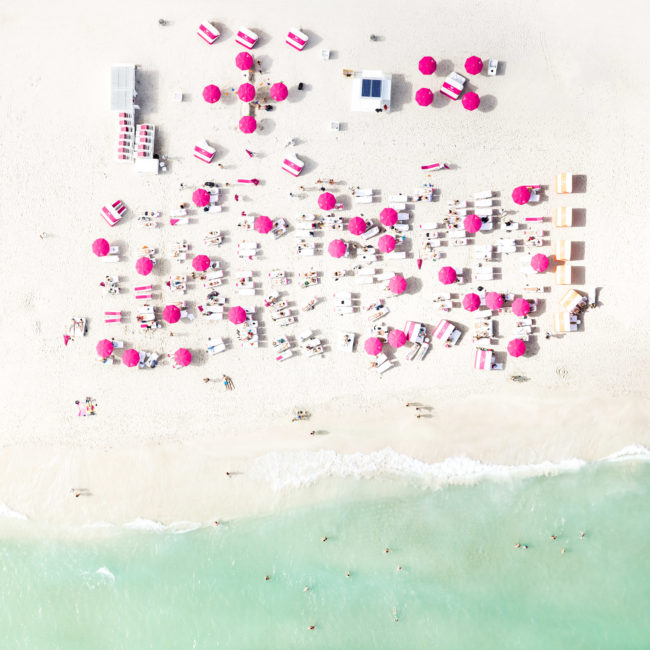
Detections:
351,70,391,112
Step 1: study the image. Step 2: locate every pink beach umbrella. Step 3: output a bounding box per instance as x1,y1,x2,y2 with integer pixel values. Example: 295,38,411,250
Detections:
348,216,366,236
415,88,434,106
92,238,110,257
364,337,383,356
174,348,192,367
192,254,211,272
202,84,221,104
328,239,347,258
254,215,274,234
388,329,407,348
228,306,247,325
135,256,153,276
507,338,526,358
318,192,336,211
192,188,210,208
163,304,181,324
531,253,549,273
379,207,398,227
512,298,531,317
378,234,396,253
96,338,114,359
465,56,483,75
235,51,254,71
463,214,482,233
237,83,256,102
485,291,504,310
270,82,288,101
389,275,407,295
418,56,437,75
122,348,140,367
463,292,481,312
239,116,257,133
438,266,457,285
462,91,480,111
512,185,531,205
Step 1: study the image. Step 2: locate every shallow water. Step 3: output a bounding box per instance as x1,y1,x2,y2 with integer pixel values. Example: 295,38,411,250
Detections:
1,459,649,649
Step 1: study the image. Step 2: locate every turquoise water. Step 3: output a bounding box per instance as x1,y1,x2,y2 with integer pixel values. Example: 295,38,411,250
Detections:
1,460,649,649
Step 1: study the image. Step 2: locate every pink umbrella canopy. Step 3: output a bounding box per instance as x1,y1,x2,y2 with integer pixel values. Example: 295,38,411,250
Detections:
379,207,398,227
163,304,181,324
463,292,481,312
122,348,140,367
96,338,114,358
485,291,504,310
388,275,407,295
364,337,383,356
135,256,153,276
418,56,437,75
465,56,483,75
192,254,211,272
174,348,192,367
531,253,550,273
318,192,336,211
239,116,257,133
512,298,531,317
378,234,396,253
92,238,110,257
237,82,255,102
438,266,457,285
463,214,482,233
254,215,273,234
192,188,210,207
512,185,531,205
228,306,247,325
388,329,407,348
462,91,480,111
270,82,288,101
415,88,434,106
328,239,347,258
507,338,526,358
235,51,254,71
202,84,221,104
348,216,366,236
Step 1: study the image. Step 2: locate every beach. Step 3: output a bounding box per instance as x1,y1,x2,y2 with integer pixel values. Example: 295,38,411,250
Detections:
0,0,649,531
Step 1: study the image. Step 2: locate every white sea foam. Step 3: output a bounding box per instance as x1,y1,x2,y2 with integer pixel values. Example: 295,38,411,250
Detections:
122,518,203,533
249,445,650,492
0,503,28,520
96,567,115,581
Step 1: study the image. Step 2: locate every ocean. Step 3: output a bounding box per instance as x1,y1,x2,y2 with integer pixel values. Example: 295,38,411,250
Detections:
1,451,649,649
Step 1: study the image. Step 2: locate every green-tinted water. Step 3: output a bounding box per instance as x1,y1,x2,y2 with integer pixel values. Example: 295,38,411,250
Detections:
1,460,649,649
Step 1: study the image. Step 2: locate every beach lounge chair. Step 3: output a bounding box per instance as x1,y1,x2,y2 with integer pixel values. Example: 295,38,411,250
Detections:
559,288,585,312
497,238,517,254
361,226,380,240
474,199,493,208
235,27,259,49
587,287,597,308
554,207,573,228
276,350,294,361
276,316,296,327
473,191,492,200
555,264,572,285
197,21,220,44
286,28,309,51
170,218,190,226
440,72,466,100
555,173,573,194
282,154,304,177
104,311,122,324
101,200,126,227
338,331,356,352
376,357,394,374
194,140,216,164
207,337,226,355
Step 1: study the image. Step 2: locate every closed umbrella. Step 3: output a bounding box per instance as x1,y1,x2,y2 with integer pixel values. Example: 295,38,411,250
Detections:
328,239,347,258
254,215,273,234
388,329,406,348
202,84,221,103
388,275,407,295
270,82,288,101
122,349,139,367
463,293,481,312
485,291,504,310
235,51,254,71
192,254,211,272
135,256,153,276
192,188,210,207
318,192,336,210
364,337,383,356
465,56,483,75
228,306,246,325
531,253,549,273
163,305,181,324
174,348,192,367
462,91,480,111
463,214,482,233
415,88,434,106
512,186,531,205
92,238,110,257
512,298,530,317
379,207,398,227
418,56,437,75
438,266,457,284
348,216,366,235
239,116,257,133
378,234,396,253
507,338,526,357
96,339,114,359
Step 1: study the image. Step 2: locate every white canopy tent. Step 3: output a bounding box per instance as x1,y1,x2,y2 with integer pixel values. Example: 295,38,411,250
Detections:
110,65,139,112
351,70,391,112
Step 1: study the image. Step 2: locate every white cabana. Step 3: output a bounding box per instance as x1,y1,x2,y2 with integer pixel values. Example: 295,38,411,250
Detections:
558,289,585,312
474,348,493,370
554,239,572,261
110,65,138,112
351,70,392,112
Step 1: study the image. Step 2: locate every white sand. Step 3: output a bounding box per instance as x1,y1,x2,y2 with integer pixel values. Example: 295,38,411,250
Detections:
1,0,648,526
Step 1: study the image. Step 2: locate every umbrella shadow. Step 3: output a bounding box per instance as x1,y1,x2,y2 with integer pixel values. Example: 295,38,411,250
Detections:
405,276,423,295
435,59,454,76
297,153,318,176
257,118,276,136
432,91,451,109
478,94,498,113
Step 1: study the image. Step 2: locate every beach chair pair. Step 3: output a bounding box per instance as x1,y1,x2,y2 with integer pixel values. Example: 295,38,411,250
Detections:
197,21,220,45
373,353,394,375
104,311,122,324
101,200,127,227
282,154,304,177
134,284,153,300
194,140,216,164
